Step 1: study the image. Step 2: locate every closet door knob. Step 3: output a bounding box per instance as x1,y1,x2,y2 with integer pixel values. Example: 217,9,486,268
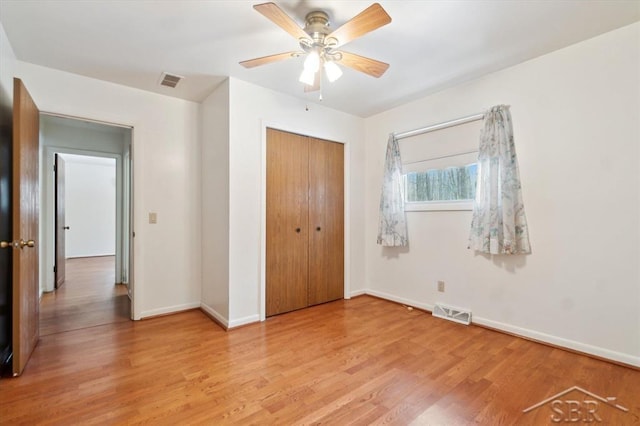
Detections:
316,226,321,231
295,228,301,233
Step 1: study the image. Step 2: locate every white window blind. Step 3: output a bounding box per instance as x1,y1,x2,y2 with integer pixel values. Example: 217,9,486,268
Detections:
399,118,483,211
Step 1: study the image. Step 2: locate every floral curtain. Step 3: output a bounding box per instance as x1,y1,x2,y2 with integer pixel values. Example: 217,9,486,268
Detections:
377,134,408,246
468,105,531,254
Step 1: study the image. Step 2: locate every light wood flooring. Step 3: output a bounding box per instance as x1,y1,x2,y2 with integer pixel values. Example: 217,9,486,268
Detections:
2,295,638,424
39,256,130,336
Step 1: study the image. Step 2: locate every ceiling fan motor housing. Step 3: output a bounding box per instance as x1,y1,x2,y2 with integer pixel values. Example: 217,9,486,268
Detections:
303,11,332,45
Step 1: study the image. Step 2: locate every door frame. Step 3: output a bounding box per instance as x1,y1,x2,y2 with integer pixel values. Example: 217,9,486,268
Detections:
259,121,351,321
44,147,122,284
38,112,136,319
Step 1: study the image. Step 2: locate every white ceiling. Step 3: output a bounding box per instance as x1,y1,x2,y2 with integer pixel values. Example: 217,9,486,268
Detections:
2,0,638,117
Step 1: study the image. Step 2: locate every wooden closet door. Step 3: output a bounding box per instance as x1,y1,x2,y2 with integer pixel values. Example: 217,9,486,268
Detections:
266,129,309,316
308,138,344,306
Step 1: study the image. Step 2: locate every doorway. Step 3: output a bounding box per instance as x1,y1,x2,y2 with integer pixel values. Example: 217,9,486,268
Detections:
39,114,133,334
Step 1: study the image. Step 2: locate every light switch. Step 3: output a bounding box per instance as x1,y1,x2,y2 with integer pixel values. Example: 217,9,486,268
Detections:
149,212,157,224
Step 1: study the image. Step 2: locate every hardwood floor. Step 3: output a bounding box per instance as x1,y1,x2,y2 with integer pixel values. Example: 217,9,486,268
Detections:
39,256,129,336
1,296,638,424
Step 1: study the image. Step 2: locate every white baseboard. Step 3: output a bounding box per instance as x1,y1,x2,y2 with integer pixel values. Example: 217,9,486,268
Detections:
228,314,260,329
472,316,640,368
365,289,435,313
66,253,116,259
349,289,367,298
139,301,200,319
200,302,229,329
200,304,258,329
363,290,639,368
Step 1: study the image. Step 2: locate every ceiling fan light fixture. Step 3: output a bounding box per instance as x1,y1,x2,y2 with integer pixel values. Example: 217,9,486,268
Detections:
299,68,316,86
324,61,343,82
242,2,392,94
303,51,320,72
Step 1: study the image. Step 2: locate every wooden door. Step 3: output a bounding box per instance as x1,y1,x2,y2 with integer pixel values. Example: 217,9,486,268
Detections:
12,78,40,376
308,138,344,306
266,128,309,316
55,154,67,288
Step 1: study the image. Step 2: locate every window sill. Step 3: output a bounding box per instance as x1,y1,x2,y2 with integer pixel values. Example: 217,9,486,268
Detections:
405,201,474,212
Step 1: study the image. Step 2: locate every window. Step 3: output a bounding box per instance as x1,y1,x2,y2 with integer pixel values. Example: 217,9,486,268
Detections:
405,162,477,201
399,118,482,211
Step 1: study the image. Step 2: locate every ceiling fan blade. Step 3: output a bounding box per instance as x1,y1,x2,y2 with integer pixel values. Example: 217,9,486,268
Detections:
254,2,310,41
304,70,321,92
338,51,389,78
240,51,300,68
325,3,391,48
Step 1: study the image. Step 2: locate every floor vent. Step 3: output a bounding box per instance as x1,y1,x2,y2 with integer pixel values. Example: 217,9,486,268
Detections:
159,72,183,88
432,303,471,325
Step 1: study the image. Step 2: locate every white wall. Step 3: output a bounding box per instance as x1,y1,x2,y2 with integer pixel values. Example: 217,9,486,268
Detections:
15,61,202,319
364,23,640,366
63,154,116,258
219,77,365,327
200,79,230,323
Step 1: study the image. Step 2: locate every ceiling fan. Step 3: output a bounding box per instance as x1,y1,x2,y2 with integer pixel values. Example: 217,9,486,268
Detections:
240,2,392,93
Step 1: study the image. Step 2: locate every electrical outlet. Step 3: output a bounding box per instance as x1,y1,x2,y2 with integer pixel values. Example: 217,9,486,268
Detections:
437,280,445,292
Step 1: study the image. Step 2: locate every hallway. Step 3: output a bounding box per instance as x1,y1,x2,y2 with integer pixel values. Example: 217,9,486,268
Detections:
39,256,130,336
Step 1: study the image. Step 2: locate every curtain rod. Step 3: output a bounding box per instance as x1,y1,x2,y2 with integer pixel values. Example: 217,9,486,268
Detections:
394,112,485,140
403,149,478,165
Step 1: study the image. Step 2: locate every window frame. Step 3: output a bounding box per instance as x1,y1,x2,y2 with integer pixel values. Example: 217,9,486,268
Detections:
404,199,474,212
402,168,476,212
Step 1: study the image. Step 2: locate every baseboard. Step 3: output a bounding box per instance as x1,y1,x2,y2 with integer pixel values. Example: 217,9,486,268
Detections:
228,314,260,329
365,289,435,313
200,303,229,330
139,302,201,319
363,290,640,368
349,289,367,298
199,304,259,330
472,316,640,368
66,254,116,259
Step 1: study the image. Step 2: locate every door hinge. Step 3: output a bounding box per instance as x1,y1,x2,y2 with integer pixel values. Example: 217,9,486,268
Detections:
53,164,56,173
53,265,57,273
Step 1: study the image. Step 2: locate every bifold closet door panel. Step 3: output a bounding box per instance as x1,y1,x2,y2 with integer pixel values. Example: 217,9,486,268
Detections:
266,128,309,316
308,138,344,306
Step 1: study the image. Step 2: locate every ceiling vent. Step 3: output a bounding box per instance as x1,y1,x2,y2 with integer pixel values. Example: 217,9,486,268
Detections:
159,72,183,88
